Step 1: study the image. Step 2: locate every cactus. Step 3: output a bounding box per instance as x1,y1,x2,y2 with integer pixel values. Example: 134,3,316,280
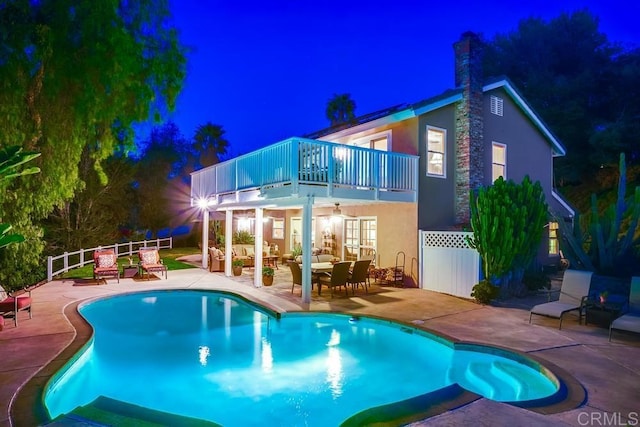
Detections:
588,153,640,274
466,176,548,298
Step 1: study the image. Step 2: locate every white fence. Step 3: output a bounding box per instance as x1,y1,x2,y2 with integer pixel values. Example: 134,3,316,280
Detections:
419,231,480,299
47,237,173,282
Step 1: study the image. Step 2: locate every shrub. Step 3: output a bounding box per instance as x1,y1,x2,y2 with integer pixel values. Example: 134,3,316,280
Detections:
232,259,244,267
522,270,551,291
262,266,274,276
471,279,500,305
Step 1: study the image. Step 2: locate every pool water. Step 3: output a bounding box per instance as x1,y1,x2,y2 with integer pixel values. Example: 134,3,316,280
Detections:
44,290,559,426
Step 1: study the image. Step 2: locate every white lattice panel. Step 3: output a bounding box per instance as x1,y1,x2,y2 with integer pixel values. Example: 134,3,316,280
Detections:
421,231,473,249
419,230,479,298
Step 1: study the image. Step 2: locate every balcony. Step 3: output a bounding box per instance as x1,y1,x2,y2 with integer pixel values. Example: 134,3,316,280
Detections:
191,137,418,208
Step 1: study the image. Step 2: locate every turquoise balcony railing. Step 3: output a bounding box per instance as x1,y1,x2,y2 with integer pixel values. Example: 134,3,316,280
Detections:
191,137,418,206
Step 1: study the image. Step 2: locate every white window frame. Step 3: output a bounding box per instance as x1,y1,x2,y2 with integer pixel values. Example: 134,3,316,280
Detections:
548,221,559,255
426,126,446,178
342,216,377,261
490,95,504,116
351,130,391,151
290,217,315,251
492,142,507,182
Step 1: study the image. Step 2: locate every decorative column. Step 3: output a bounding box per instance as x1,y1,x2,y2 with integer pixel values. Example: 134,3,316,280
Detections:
201,209,209,269
225,210,233,276
301,196,314,303
254,207,264,288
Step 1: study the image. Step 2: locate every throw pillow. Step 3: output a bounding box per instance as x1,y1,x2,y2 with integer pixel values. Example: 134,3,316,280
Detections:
97,254,115,268
141,251,157,265
245,247,254,256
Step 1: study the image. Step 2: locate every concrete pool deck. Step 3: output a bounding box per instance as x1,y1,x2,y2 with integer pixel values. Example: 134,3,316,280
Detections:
1,266,639,426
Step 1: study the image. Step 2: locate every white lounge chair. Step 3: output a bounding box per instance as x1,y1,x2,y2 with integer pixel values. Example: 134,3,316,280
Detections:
529,269,592,329
609,276,640,341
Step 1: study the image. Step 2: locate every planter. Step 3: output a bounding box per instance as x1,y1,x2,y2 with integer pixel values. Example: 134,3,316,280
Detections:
262,275,274,286
232,266,243,276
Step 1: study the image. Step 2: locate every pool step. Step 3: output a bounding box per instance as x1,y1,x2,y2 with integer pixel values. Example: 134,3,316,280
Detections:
51,396,221,427
465,362,521,401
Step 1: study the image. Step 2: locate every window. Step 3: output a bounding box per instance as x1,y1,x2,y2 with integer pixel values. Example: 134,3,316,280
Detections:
343,217,377,262
427,126,446,177
549,222,559,255
290,217,315,251
272,218,284,239
352,130,390,151
492,142,506,181
490,95,504,116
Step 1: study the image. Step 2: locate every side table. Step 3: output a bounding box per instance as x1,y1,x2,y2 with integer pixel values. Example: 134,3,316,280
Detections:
585,300,622,328
121,264,139,279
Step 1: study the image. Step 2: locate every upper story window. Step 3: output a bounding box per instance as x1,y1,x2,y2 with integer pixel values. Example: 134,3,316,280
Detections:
490,95,504,116
351,130,390,151
548,221,559,255
492,142,506,181
427,126,446,177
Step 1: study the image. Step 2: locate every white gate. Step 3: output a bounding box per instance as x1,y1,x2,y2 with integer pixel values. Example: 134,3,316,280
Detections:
419,230,480,299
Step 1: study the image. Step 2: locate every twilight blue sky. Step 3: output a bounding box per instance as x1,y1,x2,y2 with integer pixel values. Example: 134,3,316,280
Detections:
165,0,638,157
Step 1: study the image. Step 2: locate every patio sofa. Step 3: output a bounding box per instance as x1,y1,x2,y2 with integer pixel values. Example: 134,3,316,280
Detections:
210,244,278,270
295,253,336,263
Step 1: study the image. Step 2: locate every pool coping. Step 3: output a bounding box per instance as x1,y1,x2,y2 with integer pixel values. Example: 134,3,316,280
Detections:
12,290,586,426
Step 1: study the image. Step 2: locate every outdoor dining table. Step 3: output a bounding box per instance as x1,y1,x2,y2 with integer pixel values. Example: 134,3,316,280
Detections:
304,262,335,296
310,262,334,273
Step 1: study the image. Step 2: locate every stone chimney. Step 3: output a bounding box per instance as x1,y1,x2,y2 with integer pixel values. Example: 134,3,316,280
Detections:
453,31,484,225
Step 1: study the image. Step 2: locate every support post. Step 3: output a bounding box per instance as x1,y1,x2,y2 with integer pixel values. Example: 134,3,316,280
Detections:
202,209,210,269
254,208,264,287
301,196,314,303
225,210,233,276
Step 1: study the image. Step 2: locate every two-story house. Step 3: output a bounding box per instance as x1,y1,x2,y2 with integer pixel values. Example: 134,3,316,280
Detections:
191,31,574,302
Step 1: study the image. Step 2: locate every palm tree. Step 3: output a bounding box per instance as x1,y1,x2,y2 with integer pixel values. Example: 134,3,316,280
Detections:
192,122,229,169
325,93,357,126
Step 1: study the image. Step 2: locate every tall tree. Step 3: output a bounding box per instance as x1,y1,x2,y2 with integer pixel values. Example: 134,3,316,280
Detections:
482,9,640,184
44,151,137,252
134,122,189,237
325,93,357,126
0,0,186,287
191,122,229,170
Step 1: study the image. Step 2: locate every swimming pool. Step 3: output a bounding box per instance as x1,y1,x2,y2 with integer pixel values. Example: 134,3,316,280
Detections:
44,290,561,425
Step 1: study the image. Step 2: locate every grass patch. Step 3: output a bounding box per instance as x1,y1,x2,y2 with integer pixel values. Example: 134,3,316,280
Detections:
60,247,200,280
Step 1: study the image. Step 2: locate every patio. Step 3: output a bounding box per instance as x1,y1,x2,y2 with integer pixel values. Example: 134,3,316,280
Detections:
2,266,639,426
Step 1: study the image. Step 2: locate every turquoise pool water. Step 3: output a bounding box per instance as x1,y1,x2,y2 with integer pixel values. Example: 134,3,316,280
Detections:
44,290,559,426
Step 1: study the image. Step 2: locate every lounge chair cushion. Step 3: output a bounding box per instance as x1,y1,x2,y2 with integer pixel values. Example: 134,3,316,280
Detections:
0,296,32,311
529,301,581,318
611,314,640,334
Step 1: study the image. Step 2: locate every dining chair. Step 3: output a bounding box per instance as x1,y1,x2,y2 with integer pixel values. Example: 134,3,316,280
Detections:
348,259,372,294
318,261,351,297
288,261,303,294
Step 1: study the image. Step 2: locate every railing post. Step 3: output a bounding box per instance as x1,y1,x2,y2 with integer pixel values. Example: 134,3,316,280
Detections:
63,252,69,272
80,250,84,267
291,140,299,195
47,256,53,282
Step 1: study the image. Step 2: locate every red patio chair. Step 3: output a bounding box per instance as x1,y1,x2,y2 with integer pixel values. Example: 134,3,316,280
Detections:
138,248,168,280
0,286,32,327
93,249,120,283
